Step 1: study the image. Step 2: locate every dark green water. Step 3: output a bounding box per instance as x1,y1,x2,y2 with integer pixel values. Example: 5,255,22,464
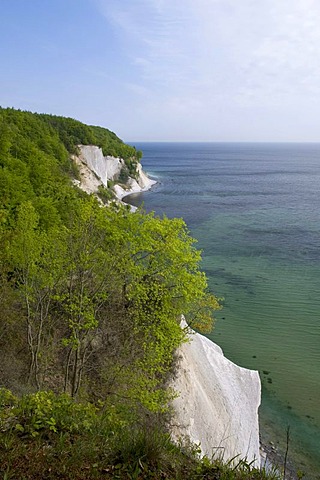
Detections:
127,143,320,478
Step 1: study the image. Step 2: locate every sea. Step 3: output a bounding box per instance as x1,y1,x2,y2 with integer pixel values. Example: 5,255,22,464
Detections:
126,142,320,479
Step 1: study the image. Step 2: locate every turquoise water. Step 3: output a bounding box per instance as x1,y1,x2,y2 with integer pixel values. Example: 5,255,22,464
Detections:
127,143,320,478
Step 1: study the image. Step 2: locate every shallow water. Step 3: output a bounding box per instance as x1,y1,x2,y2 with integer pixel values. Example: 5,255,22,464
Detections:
127,142,320,478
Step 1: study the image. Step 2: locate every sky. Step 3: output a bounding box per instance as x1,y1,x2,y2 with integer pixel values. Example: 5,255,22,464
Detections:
1,0,320,142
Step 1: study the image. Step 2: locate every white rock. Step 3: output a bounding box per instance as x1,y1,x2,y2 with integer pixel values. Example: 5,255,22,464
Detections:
105,155,124,182
172,326,261,467
73,145,156,201
136,163,157,190
78,145,108,186
114,176,157,201
72,151,102,195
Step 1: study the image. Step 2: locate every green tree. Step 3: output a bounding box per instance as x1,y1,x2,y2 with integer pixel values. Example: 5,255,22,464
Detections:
57,199,117,397
8,202,67,389
89,207,221,412
0,107,220,419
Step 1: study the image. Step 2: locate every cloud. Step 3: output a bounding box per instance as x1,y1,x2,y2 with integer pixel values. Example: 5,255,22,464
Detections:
97,0,320,97
94,0,320,139
95,0,200,84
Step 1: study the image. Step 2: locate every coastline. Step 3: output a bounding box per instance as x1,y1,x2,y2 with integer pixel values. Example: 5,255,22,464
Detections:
122,171,264,468
114,175,157,202
118,169,157,207
260,440,298,480
121,169,302,479
113,142,320,479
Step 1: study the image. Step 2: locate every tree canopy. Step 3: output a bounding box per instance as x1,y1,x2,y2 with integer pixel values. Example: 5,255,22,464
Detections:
0,106,220,418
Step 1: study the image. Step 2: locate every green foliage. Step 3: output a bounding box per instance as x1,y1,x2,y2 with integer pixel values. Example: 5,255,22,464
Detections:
0,388,282,480
0,107,220,411
0,388,17,409
90,124,140,162
97,184,115,203
0,107,82,230
38,114,96,153
0,107,221,412
29,112,141,162
0,390,100,437
117,164,130,183
0,107,263,479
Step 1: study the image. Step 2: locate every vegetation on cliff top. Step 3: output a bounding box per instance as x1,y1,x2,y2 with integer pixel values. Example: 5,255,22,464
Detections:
0,108,281,479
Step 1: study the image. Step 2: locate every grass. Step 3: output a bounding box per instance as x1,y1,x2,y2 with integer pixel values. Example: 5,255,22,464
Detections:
0,389,283,480
0,438,281,480
0,425,282,480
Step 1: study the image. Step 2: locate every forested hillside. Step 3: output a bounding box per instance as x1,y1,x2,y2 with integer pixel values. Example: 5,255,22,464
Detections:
0,106,219,393
0,108,232,478
0,107,141,226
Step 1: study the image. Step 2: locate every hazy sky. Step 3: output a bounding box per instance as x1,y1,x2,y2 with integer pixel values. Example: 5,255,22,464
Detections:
1,0,320,141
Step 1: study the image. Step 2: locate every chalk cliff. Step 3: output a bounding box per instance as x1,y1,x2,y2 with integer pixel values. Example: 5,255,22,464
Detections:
172,326,261,468
73,145,261,469
72,145,156,199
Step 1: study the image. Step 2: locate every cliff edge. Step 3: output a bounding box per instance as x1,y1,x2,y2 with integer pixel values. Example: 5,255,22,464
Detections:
73,144,156,200
172,325,261,468
73,144,261,469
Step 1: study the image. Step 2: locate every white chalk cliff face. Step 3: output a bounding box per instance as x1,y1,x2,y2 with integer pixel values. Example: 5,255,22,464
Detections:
72,145,156,199
73,145,261,468
172,326,261,468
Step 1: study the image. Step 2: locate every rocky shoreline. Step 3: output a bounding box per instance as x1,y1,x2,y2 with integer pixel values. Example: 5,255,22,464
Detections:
260,440,298,480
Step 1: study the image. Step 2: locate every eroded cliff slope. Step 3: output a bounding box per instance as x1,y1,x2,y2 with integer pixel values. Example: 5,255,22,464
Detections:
73,144,156,199
172,326,261,467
